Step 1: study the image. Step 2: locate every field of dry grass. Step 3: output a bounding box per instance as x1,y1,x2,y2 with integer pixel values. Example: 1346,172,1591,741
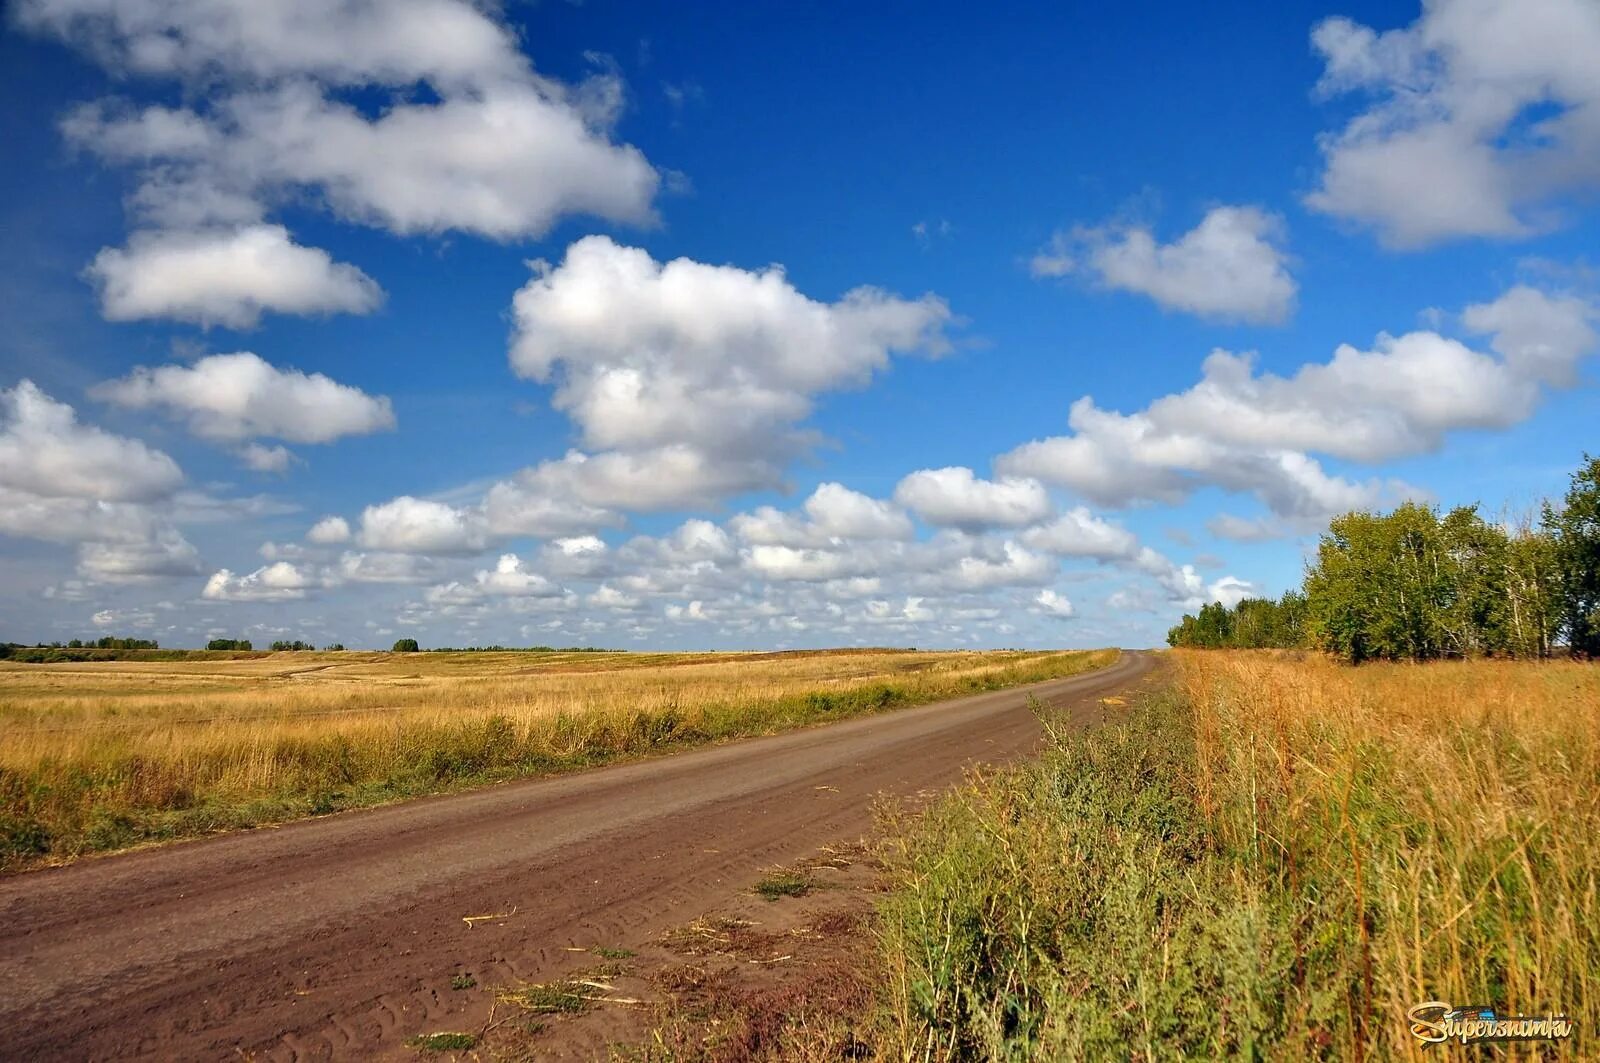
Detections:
1181,651,1599,1058
875,650,1599,1059
0,647,1115,870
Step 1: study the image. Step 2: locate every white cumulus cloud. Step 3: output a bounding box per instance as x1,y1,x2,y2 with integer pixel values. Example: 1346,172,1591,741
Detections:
86,224,381,328
238,443,296,473
947,541,1055,590
1461,284,1598,387
202,561,314,601
336,551,440,584
1020,508,1141,561
22,0,661,323
425,554,565,603
1034,589,1076,618
95,352,395,444
1,379,183,502
1307,0,1600,247
732,483,913,547
78,530,202,584
357,496,485,555
507,236,952,511
0,385,202,585
998,286,1595,522
306,516,351,544
475,554,561,598
893,467,1052,530
1033,206,1296,324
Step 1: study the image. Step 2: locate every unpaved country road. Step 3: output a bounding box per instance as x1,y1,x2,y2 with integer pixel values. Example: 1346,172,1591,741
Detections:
0,650,1159,1060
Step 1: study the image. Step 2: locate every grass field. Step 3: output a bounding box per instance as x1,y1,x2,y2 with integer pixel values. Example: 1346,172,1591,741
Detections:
874,651,1599,1060
0,646,1115,871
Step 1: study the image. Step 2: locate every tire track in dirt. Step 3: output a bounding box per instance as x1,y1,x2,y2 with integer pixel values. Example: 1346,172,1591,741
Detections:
0,650,1159,1060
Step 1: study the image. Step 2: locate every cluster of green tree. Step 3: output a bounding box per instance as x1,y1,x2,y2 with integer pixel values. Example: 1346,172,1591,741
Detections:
1,645,202,663
206,638,253,651
2,636,161,651
1165,593,1308,650
422,644,618,653
0,637,160,661
269,640,314,651
81,637,159,649
1169,456,1600,662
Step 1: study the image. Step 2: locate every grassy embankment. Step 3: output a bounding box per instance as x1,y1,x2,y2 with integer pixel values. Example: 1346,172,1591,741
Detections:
875,651,1599,1060
0,647,1115,870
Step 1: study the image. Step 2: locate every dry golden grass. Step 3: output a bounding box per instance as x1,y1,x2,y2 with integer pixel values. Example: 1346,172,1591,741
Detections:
873,651,1599,1059
1180,650,1600,1059
0,647,1115,869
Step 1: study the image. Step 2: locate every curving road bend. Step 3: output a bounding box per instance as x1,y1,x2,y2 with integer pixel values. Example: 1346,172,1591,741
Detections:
0,650,1160,1060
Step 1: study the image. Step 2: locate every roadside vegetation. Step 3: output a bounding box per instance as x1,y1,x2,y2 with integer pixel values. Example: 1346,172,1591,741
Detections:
872,651,1599,1059
1168,455,1600,662
0,646,1115,870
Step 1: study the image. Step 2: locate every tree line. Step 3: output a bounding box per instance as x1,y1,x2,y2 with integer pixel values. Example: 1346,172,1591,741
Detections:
1168,455,1600,663
0,636,158,661
1,636,612,657
206,638,346,651
421,643,617,653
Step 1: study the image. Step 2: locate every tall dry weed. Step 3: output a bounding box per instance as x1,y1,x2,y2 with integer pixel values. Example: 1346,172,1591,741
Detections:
874,651,1598,1060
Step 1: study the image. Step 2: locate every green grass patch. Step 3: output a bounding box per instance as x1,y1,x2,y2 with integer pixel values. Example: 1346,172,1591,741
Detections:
406,1031,477,1052
754,868,813,901
877,690,1239,1058
498,977,609,1015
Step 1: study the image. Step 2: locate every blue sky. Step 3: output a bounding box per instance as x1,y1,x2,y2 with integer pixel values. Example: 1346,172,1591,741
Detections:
1,0,1597,650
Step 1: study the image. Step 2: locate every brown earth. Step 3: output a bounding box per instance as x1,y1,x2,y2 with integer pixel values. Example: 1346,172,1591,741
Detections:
0,650,1158,1061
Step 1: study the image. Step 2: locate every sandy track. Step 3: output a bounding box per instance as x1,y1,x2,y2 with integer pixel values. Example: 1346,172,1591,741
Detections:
0,650,1157,1060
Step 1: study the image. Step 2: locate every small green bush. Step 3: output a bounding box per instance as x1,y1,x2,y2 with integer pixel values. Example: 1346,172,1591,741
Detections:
0,815,51,859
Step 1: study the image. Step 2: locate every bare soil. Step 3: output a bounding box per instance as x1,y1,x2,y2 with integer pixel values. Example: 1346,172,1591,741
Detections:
0,650,1157,1060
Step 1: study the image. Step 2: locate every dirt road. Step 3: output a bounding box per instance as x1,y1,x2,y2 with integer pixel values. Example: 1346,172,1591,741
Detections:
0,650,1158,1060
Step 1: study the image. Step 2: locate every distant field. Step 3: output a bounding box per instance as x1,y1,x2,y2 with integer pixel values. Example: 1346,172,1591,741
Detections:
0,647,1115,870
